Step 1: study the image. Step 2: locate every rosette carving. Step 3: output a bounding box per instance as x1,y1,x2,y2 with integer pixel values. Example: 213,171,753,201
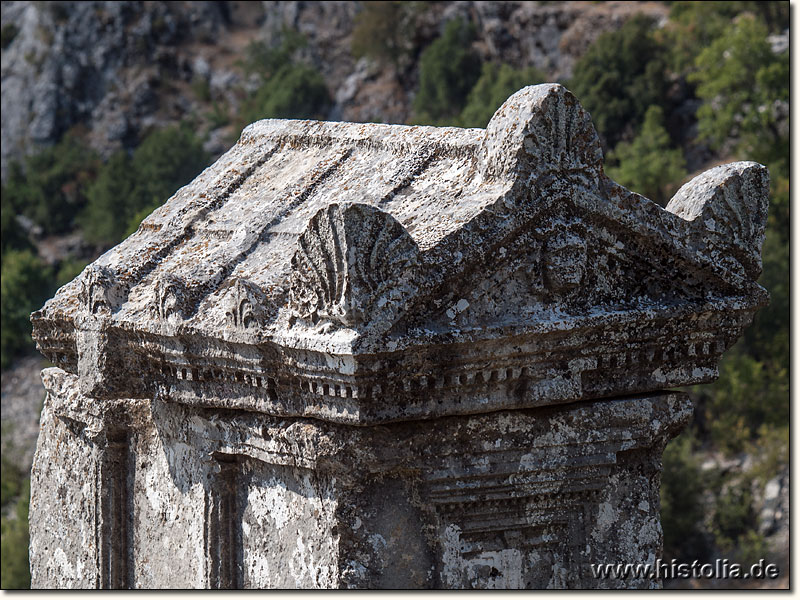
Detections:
289,203,420,328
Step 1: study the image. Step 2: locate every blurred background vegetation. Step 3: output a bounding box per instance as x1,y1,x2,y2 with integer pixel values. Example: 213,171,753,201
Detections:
0,0,789,589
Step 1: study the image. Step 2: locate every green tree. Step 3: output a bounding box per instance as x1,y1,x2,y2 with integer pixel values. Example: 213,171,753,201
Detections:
2,134,99,235
238,34,332,127
0,478,30,589
660,432,711,564
240,32,307,81
458,63,545,128
606,105,685,206
570,15,670,147
699,348,787,455
412,18,482,125
0,250,53,369
0,455,23,507
243,64,331,123
80,124,209,245
1,184,33,258
663,2,787,73
689,15,789,169
79,150,137,245
131,124,209,212
712,482,758,554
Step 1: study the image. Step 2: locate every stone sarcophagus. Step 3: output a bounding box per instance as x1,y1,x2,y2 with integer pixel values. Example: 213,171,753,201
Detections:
29,84,769,589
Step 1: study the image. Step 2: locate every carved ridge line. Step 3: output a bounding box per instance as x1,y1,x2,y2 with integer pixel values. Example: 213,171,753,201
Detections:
434,489,603,514
182,147,355,319
245,128,481,161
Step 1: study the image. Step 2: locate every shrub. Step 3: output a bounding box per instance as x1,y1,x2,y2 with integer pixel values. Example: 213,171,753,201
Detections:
660,431,711,564
458,63,546,128
606,105,685,206
80,124,209,245
0,478,30,589
412,18,482,125
570,15,670,147
3,134,99,235
351,1,429,67
0,250,53,369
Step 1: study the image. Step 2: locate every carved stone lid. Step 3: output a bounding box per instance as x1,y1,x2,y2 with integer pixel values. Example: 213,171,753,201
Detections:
32,84,769,424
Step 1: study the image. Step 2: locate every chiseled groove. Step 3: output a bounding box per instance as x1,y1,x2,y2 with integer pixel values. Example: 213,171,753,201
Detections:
184,147,355,318
123,144,280,292
328,204,345,304
378,149,438,205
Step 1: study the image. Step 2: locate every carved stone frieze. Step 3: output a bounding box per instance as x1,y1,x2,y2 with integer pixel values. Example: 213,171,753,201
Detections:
78,264,125,316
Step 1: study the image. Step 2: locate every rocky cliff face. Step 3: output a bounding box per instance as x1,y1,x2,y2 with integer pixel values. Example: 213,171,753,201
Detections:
1,0,669,179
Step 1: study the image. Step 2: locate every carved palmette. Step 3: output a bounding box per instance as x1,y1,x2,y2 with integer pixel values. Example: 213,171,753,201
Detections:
666,162,769,280
481,84,604,187
150,274,189,324
289,203,420,327
224,278,272,331
78,264,125,316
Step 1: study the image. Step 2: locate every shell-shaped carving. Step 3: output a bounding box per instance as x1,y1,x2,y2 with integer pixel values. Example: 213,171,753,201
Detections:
224,278,273,331
289,203,420,327
78,264,125,316
150,274,189,324
481,84,604,186
666,161,769,280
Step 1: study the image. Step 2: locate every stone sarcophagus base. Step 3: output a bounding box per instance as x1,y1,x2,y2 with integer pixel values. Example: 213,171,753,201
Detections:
31,368,691,589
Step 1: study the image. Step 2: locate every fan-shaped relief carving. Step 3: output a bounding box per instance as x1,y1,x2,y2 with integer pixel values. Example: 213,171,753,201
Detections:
78,264,126,316
150,274,190,324
481,84,604,186
666,162,769,280
289,203,421,328
224,278,274,331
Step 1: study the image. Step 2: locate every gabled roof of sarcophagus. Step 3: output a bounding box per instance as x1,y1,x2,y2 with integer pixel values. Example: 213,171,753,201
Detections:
32,84,770,424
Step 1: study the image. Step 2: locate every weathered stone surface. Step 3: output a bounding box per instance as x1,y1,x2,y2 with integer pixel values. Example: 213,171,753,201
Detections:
29,84,769,589
31,368,691,589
